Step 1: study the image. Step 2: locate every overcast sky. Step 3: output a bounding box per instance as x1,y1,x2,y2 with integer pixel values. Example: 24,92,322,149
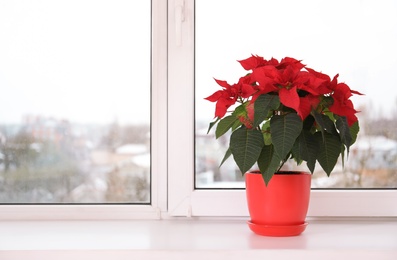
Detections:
0,0,150,125
0,0,396,126
196,0,397,121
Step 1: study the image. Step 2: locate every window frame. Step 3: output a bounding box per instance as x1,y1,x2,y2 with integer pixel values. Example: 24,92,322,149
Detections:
0,0,396,220
0,0,167,220
167,0,397,217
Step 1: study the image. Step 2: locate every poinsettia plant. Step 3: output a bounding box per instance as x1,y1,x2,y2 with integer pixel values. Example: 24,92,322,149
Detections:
206,55,362,185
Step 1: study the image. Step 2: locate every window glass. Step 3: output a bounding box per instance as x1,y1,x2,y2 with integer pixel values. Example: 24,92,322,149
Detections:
195,0,397,188
0,0,151,203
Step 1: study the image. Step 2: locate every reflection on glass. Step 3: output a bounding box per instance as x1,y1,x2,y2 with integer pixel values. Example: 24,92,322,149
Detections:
195,0,397,189
0,0,151,203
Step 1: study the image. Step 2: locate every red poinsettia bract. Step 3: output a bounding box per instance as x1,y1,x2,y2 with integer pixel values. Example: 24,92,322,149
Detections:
205,54,362,127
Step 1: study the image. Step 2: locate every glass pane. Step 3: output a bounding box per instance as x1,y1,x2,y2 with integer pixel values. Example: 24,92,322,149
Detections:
195,0,397,189
0,0,151,203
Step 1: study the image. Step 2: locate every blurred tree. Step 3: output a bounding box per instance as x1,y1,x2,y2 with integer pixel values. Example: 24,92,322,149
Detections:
121,124,150,144
0,131,37,172
101,120,121,151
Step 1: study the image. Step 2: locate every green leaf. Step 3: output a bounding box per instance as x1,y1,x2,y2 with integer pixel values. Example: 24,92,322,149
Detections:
340,145,346,168
219,147,232,167
230,127,264,174
257,144,281,185
232,103,248,117
312,111,324,135
232,119,243,131
292,130,318,173
207,118,220,134
265,155,283,183
215,116,238,138
349,121,360,145
257,144,273,173
315,132,342,176
261,171,274,186
270,113,303,161
323,115,338,135
253,94,280,127
336,116,352,154
302,115,315,131
263,133,272,145
261,121,272,145
313,111,337,136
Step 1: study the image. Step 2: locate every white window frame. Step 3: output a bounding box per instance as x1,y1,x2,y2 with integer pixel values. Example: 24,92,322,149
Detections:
0,0,396,221
0,0,168,220
167,0,397,217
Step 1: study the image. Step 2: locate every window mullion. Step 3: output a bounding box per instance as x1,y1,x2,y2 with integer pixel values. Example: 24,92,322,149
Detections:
167,0,195,216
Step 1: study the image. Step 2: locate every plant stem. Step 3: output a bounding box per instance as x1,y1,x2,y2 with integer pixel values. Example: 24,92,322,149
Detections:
277,160,286,172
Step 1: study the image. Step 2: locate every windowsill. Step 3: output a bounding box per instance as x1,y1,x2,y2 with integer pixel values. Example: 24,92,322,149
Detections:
0,219,397,259
0,218,396,259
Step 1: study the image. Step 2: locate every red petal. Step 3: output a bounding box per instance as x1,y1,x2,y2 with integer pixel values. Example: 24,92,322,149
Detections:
238,102,254,129
252,66,280,84
204,90,223,102
279,86,301,116
299,95,320,120
305,67,331,82
329,99,358,126
240,83,257,98
214,78,231,89
334,83,353,100
351,89,364,95
214,98,235,118
238,55,265,70
278,57,305,72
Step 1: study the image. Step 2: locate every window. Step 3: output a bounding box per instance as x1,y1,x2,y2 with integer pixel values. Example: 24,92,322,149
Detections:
195,0,397,189
169,0,397,217
0,0,395,220
0,0,151,204
0,0,167,219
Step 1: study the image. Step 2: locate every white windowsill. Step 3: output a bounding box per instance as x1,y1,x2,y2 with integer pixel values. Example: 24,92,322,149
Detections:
0,218,396,260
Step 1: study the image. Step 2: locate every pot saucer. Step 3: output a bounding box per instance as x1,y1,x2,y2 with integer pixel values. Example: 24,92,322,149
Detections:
247,221,308,237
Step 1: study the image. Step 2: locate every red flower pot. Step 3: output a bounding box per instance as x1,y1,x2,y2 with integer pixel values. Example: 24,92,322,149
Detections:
245,171,311,236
